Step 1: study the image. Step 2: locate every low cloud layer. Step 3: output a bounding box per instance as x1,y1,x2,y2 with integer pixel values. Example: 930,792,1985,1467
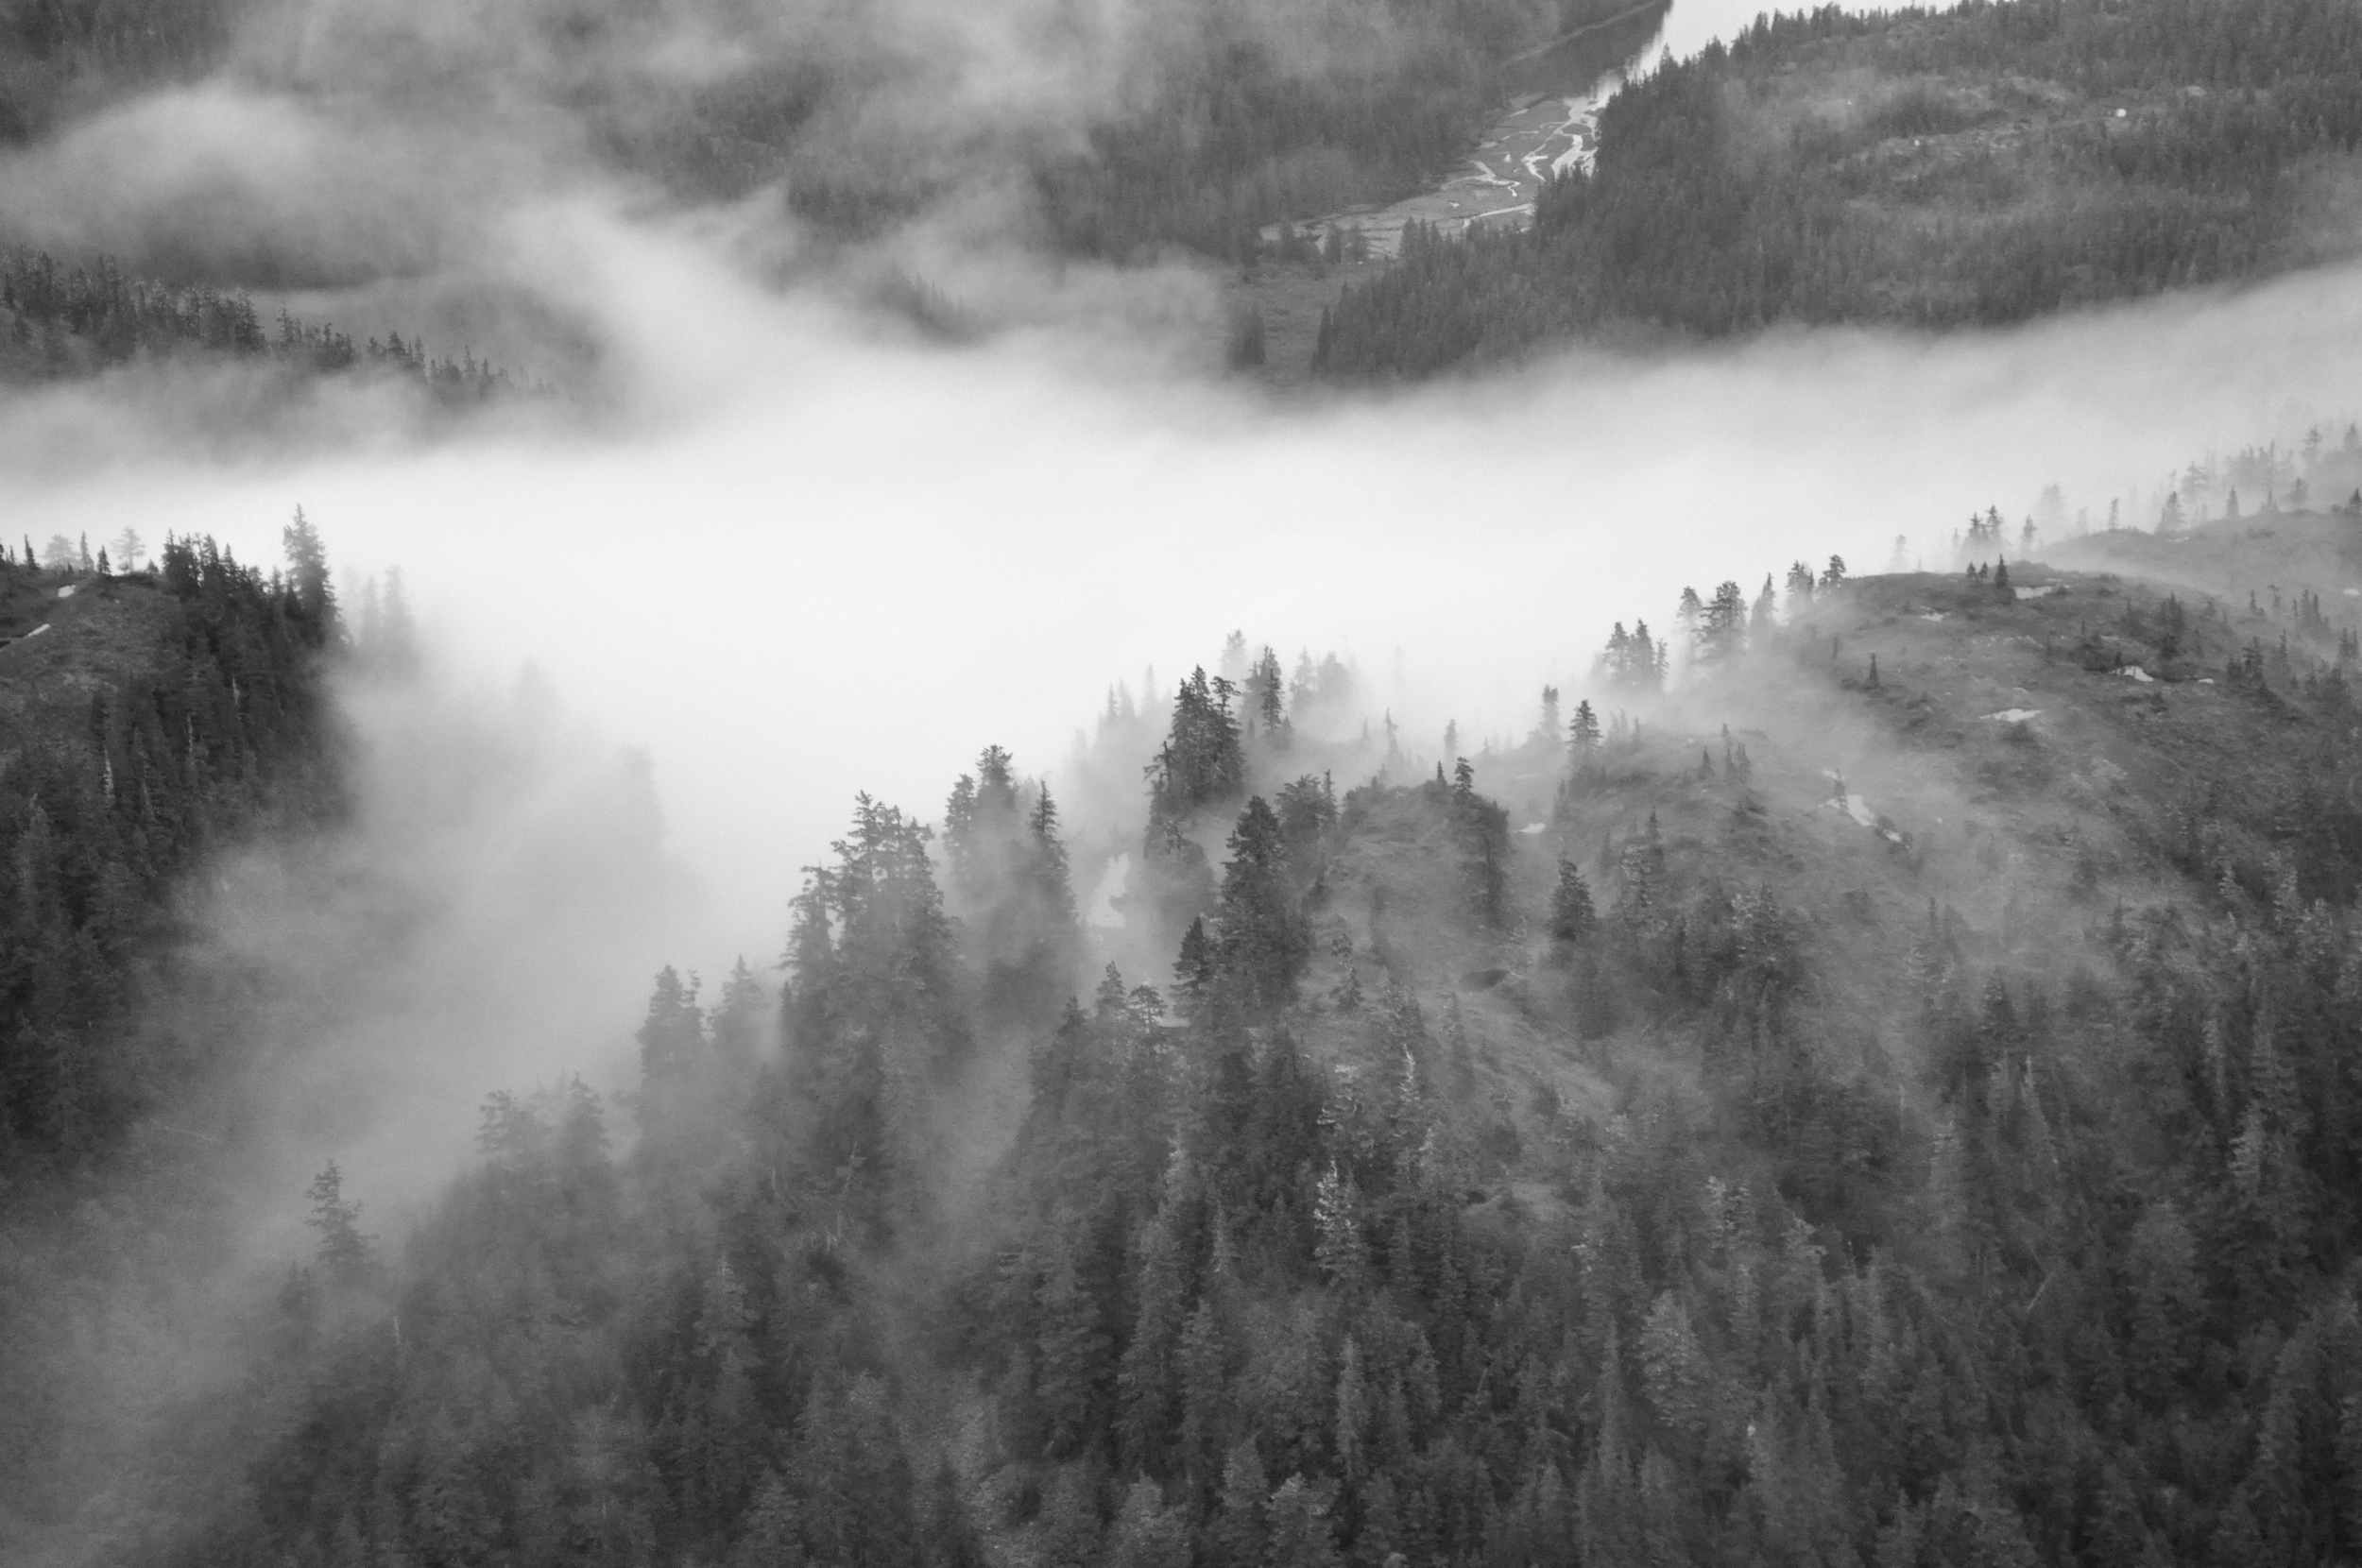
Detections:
13,199,2361,966
193,659,698,1219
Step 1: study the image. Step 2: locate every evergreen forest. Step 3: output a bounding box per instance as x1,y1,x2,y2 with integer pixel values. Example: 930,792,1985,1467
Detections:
11,497,2362,1568
1316,0,2362,374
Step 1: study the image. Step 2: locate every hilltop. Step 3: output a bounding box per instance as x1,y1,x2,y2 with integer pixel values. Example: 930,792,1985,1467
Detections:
59,514,2353,1568
0,530,349,1185
0,526,362,1561
2056,503,2362,608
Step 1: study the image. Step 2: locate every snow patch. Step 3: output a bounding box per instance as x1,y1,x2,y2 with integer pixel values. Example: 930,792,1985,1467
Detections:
2013,585,2062,600
1517,822,1549,836
26,623,49,638
1830,792,1879,829
1819,770,1880,827
1984,708,2043,724
2121,666,2154,682
1919,612,1947,622
56,586,75,599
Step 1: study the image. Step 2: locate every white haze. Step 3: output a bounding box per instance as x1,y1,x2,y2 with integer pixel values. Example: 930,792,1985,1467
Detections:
0,0,2353,1207
12,7,2361,1552
15,195,2362,993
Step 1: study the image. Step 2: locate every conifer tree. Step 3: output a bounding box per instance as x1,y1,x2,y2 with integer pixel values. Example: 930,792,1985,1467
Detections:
1449,759,1508,929
1117,1209,1186,1474
1246,645,1289,746
282,506,335,646
1173,915,1217,1020
1616,811,1667,931
1312,1163,1369,1292
1034,1230,1112,1459
1275,774,1337,873
1181,1308,1234,1504
1550,860,1597,948
1567,700,1601,768
1786,561,1816,610
306,1161,373,1282
1146,668,1244,828
1213,796,1308,1014
1677,587,1704,653
1701,580,1747,662
1106,1479,1190,1568
1577,1329,1643,1566
1213,1439,1270,1567
1264,1475,1340,1568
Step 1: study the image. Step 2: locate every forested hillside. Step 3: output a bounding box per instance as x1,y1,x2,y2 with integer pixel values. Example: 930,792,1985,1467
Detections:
0,0,1642,269
1318,0,2362,374
0,0,227,141
0,251,517,399
31,0,2362,384
0,518,345,1174
105,509,2362,1568
0,520,352,1559
1026,0,1660,261
0,0,1655,386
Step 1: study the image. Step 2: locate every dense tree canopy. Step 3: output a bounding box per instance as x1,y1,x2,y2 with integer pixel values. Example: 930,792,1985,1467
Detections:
0,526,344,1174
13,496,2362,1568
1319,0,2362,374
0,251,516,398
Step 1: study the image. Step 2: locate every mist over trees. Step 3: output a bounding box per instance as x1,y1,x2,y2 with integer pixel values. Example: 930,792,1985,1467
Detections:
0,0,1651,281
0,520,359,1553
0,524,343,1174
1316,0,2362,375
20,0,2362,393
8,490,2362,1568
0,252,516,399
1032,0,1665,261
19,0,2362,1551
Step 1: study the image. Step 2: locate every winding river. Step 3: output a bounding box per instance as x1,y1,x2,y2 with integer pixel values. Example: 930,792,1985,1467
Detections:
1274,0,1858,257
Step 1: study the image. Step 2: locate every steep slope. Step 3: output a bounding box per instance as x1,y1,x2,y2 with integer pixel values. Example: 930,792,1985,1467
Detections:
0,534,345,1173
0,251,517,399
146,530,2362,1568
0,528,347,1560
1317,0,2362,375
2055,503,2362,609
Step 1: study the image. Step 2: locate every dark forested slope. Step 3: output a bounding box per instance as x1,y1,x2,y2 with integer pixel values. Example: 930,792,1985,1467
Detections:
1319,0,2362,374
0,0,1645,271
0,251,518,399
135,516,2362,1568
0,520,345,1175
0,520,351,1560
1027,0,1663,262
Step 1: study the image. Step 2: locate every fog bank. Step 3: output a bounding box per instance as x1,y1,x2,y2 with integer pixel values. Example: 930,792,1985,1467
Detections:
11,203,2362,963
